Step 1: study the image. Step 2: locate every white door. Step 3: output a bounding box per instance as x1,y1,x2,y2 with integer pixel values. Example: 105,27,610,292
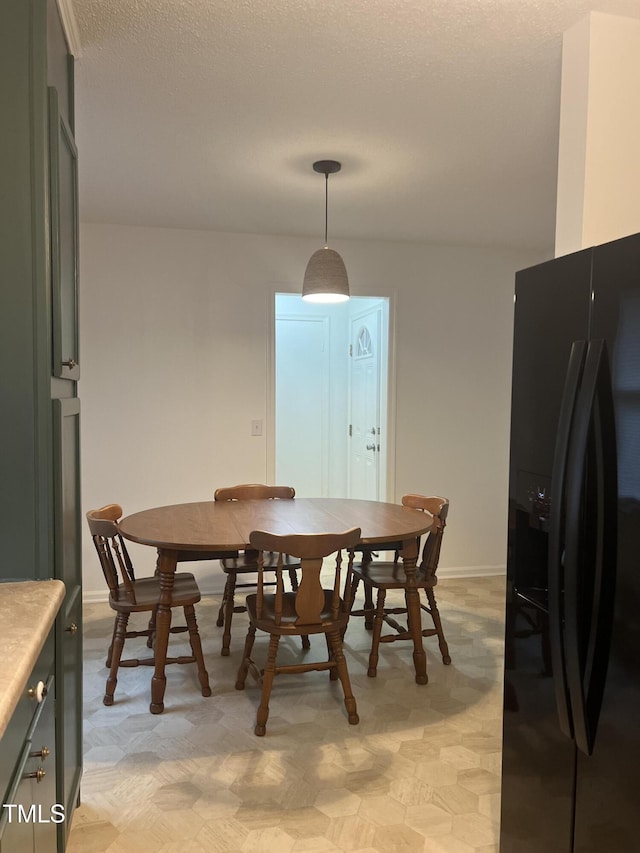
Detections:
275,315,329,496
348,305,382,499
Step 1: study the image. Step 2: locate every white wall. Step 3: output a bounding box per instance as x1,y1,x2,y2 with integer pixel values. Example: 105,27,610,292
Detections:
556,12,640,255
79,222,544,598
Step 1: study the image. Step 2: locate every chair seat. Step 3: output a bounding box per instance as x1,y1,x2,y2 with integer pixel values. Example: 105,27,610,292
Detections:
221,552,301,573
245,590,348,634
109,572,202,612
352,561,437,590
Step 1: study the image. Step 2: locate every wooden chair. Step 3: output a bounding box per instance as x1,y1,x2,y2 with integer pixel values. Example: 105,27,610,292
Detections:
348,495,451,678
235,526,362,736
213,484,304,657
86,504,211,707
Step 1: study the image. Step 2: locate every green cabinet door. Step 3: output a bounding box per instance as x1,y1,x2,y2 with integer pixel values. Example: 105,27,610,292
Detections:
56,591,82,850
52,397,81,592
0,745,35,853
49,87,79,381
52,398,82,848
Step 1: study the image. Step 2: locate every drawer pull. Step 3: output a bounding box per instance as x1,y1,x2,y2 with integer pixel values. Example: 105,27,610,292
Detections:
30,746,50,761
27,681,48,703
25,767,46,784
65,622,79,635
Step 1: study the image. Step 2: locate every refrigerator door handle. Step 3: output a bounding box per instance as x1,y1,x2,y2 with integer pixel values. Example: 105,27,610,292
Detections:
549,340,587,740
563,339,618,756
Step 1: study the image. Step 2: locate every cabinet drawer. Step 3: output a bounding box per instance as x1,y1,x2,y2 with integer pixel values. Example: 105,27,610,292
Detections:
0,632,54,806
0,674,57,850
0,740,31,844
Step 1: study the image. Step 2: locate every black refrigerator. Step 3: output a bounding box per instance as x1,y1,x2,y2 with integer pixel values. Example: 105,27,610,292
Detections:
500,231,640,852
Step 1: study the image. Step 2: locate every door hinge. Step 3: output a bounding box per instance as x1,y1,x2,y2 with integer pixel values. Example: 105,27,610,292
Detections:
349,344,353,356
349,424,352,437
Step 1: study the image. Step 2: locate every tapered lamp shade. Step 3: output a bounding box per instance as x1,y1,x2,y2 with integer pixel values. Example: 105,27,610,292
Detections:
302,247,350,303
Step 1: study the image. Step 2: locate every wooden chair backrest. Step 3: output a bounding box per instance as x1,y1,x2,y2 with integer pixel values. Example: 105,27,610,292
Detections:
214,483,295,502
86,504,137,603
249,527,361,627
401,494,449,578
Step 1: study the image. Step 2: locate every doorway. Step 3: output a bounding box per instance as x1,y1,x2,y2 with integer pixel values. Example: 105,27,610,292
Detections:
272,293,392,499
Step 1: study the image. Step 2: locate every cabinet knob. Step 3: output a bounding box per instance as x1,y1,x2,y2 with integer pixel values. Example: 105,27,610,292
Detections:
65,622,79,635
62,358,77,369
25,767,46,784
30,745,51,761
27,681,48,703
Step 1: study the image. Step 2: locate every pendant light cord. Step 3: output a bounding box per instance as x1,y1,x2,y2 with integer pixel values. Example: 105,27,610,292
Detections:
324,171,329,247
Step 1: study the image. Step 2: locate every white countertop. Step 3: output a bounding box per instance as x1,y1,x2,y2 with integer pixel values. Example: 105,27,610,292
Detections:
0,580,65,739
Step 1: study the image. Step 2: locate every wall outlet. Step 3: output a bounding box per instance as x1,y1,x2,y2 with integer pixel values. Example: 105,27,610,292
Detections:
251,419,263,436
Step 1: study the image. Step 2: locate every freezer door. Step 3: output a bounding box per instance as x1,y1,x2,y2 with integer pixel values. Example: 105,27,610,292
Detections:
548,339,588,742
501,250,591,852
562,340,617,757
573,232,640,852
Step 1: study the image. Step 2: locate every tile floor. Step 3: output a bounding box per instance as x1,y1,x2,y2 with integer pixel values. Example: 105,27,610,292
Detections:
68,575,505,852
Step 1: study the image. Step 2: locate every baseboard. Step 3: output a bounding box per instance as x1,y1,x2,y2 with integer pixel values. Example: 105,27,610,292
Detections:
82,589,110,604
438,565,506,579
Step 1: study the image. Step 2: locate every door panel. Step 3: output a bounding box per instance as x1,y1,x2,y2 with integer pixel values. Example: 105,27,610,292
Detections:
501,250,592,852
275,316,329,496
0,745,35,853
49,87,79,380
52,396,82,844
348,307,381,500
573,233,640,851
52,397,81,592
57,589,82,849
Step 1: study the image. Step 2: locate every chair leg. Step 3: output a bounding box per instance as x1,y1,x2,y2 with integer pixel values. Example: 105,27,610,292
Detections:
405,583,428,685
425,587,451,665
105,615,118,668
235,624,257,690
328,630,359,725
325,634,338,680
255,634,280,737
367,589,387,678
341,574,359,642
220,572,237,656
184,605,212,697
216,572,233,627
347,573,360,613
146,609,156,649
104,612,128,706
363,583,375,630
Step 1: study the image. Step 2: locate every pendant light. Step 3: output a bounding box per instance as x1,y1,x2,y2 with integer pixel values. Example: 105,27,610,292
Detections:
302,160,350,303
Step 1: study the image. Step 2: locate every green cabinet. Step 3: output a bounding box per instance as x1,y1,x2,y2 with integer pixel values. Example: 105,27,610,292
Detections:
49,88,80,382
56,590,82,849
0,636,57,853
0,1,82,849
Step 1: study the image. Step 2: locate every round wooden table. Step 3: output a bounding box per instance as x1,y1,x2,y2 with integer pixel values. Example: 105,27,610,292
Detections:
119,498,434,712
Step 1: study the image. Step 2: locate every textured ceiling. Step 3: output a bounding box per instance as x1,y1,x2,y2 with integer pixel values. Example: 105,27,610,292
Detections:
72,0,640,251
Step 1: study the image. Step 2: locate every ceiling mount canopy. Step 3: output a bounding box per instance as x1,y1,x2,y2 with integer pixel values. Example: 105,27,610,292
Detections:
302,160,350,303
